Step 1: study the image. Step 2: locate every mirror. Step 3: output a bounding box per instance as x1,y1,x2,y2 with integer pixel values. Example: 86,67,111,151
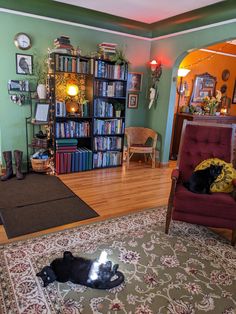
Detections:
190,72,216,105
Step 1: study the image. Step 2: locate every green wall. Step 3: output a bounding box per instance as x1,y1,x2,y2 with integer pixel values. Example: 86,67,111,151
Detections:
0,12,150,166
149,21,236,162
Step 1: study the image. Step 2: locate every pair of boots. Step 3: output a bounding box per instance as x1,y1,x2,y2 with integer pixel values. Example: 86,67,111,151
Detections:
1,150,24,181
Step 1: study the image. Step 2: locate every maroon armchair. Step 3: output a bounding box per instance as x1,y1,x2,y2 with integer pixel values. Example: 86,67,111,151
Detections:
165,120,236,245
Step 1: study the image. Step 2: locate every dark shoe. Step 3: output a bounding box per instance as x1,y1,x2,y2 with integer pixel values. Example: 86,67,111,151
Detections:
14,150,24,180
1,151,14,181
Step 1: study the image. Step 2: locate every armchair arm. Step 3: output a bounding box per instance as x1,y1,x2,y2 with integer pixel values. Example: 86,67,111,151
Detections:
165,168,180,234
125,131,131,147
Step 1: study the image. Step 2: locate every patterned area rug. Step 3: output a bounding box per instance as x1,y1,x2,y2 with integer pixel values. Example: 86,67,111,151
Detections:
0,206,235,314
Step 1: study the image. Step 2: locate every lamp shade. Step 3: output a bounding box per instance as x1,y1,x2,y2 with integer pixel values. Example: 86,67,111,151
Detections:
150,59,158,72
178,68,190,77
66,84,79,96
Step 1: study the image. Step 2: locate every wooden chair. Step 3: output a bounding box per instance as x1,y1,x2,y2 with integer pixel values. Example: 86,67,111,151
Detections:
125,127,158,168
165,120,236,245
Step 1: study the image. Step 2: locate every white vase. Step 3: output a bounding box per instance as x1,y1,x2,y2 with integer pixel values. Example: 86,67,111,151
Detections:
37,84,47,100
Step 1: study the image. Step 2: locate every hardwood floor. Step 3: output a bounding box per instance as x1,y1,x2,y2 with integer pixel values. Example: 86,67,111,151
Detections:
0,160,231,244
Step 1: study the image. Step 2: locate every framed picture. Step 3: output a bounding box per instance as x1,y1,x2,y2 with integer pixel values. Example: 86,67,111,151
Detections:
16,53,33,75
127,72,143,92
128,93,139,109
35,103,50,122
232,80,236,104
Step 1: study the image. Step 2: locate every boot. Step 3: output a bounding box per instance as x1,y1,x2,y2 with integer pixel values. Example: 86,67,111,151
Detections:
1,151,14,181
14,150,24,180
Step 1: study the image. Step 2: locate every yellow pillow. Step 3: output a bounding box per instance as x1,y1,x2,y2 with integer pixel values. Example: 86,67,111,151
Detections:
195,158,236,193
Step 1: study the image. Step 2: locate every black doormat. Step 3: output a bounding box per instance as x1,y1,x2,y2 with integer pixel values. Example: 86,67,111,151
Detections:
0,174,99,238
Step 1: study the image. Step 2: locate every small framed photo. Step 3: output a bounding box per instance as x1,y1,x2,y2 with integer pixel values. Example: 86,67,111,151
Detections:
127,72,143,92
35,103,49,122
128,93,139,109
16,53,33,75
232,80,236,104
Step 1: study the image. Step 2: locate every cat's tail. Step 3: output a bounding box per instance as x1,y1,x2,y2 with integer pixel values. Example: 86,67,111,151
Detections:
106,271,125,289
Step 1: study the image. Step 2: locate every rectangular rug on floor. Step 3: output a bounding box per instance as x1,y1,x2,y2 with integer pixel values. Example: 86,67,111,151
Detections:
0,206,235,314
0,173,98,238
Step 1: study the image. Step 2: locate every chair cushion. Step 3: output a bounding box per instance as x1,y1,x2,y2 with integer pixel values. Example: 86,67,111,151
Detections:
173,184,236,225
195,158,236,193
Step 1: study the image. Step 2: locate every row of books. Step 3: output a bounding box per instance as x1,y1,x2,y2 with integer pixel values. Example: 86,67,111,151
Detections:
94,136,122,151
55,101,90,118
93,151,122,168
56,147,93,174
55,121,90,138
94,81,125,98
94,60,127,80
94,99,114,117
54,55,92,74
94,119,124,135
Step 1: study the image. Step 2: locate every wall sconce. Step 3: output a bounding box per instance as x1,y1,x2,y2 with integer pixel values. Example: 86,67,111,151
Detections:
150,59,162,86
176,68,190,112
148,59,162,109
66,83,79,115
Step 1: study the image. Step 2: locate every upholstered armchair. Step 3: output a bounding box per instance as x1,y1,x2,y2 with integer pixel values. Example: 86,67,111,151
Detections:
165,120,236,245
125,127,158,168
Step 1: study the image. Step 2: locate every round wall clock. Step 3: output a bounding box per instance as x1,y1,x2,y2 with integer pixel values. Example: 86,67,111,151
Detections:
222,69,230,81
14,33,32,50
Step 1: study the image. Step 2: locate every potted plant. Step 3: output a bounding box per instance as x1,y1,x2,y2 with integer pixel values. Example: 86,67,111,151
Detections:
114,102,124,117
33,54,48,99
110,48,129,65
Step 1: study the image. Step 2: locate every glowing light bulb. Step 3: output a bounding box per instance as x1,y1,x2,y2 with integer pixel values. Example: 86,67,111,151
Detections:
66,84,79,96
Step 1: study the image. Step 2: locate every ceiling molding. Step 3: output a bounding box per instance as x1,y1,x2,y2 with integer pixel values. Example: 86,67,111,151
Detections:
0,0,236,39
200,48,236,58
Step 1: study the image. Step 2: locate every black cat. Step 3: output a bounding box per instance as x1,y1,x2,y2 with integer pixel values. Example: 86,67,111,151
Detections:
36,251,124,289
184,164,223,194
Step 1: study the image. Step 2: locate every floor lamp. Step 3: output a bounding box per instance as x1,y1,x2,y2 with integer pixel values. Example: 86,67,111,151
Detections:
170,68,190,160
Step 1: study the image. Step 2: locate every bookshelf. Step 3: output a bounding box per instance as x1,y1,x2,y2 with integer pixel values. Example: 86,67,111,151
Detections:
49,53,128,173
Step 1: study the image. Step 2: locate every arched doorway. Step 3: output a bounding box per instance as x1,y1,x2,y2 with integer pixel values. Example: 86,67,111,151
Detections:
169,39,236,160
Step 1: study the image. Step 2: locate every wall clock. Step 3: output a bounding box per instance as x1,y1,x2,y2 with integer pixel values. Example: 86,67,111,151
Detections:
14,33,32,50
222,69,230,81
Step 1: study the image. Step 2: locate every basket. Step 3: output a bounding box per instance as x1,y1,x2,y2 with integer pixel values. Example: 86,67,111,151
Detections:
31,158,51,173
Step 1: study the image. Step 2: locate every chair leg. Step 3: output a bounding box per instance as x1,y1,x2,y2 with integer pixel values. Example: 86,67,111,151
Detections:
165,203,173,234
152,151,156,168
126,151,130,169
231,229,236,246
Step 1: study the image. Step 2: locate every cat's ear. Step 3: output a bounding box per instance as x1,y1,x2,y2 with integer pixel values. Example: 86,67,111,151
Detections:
63,251,74,260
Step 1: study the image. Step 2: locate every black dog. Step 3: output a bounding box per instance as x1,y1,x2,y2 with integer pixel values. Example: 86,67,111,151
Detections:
37,251,124,289
184,164,223,194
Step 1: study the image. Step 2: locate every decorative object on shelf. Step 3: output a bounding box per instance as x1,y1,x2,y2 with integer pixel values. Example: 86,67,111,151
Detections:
127,72,143,92
16,53,33,75
14,32,32,50
113,102,124,117
35,103,50,122
128,94,138,109
65,82,79,115
221,69,230,81
148,59,162,109
202,90,221,115
33,53,48,99
110,48,129,65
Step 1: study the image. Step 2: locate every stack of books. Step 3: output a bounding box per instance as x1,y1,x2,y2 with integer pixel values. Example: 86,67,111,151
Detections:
50,35,73,54
98,42,117,60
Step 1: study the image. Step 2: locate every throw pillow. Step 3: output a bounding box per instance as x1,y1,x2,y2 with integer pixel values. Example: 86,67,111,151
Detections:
195,158,236,193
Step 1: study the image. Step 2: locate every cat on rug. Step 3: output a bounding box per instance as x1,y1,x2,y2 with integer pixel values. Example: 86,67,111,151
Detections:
184,164,223,194
37,251,124,289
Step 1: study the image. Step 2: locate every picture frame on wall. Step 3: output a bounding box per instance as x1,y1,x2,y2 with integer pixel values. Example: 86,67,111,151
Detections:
232,80,236,104
128,93,139,109
16,53,33,75
127,72,143,92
